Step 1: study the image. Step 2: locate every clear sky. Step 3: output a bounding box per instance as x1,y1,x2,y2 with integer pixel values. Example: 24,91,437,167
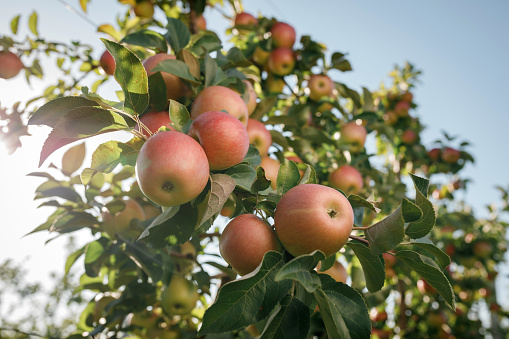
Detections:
0,0,508,307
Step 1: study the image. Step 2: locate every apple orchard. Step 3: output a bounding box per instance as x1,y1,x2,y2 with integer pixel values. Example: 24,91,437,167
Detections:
0,1,508,339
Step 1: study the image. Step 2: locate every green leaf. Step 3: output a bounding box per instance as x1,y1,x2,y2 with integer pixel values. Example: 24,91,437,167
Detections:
28,96,96,127
10,15,20,34
124,241,163,283
314,274,371,339
405,175,436,239
223,47,251,69
401,198,423,223
260,295,310,339
298,165,317,185
65,244,86,275
318,255,336,272
395,250,455,309
189,32,222,56
243,145,261,167
121,30,168,52
35,186,82,203
195,174,236,229
225,163,257,191
39,107,129,166
148,73,168,111
178,49,201,80
276,159,301,195
251,166,272,194
275,251,326,293
52,211,97,234
362,87,373,112
330,52,352,72
28,11,39,36
101,39,149,115
165,17,191,54
84,237,109,277
400,241,451,270
169,100,190,131
346,241,385,293
199,251,291,335
90,139,142,174
204,53,219,88
251,97,278,121
365,203,406,255
61,142,86,176
152,58,200,85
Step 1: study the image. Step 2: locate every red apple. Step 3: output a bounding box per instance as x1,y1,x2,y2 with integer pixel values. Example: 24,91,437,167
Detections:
246,119,272,156
328,165,363,195
243,80,257,115
99,50,115,76
394,100,410,117
316,261,348,283
428,148,441,161
267,47,295,76
191,86,249,126
143,54,189,101
265,75,285,93
417,279,436,294
370,308,388,322
441,147,461,163
445,244,455,256
234,12,258,26
195,15,206,31
473,241,493,258
220,198,235,218
308,74,334,101
135,131,209,207
401,91,413,103
102,198,146,238
401,129,417,144
188,111,250,170
133,1,154,18
260,157,280,189
219,214,282,275
270,22,296,48
341,122,367,153
0,51,23,79
135,111,175,137
274,184,354,258
383,253,396,268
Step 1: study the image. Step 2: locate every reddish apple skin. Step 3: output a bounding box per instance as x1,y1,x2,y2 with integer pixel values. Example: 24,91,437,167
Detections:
308,75,334,101
274,184,354,258
260,157,280,189
195,15,206,31
383,110,398,125
394,100,410,117
341,122,367,152
401,129,417,144
383,253,396,268
219,214,282,275
135,131,209,207
428,148,441,161
401,91,413,103
328,165,363,195
246,119,272,156
136,111,175,137
191,86,249,126
99,50,115,76
270,22,296,48
133,1,154,18
317,261,348,283
267,48,295,76
188,111,249,170
0,51,23,79
234,12,258,26
102,198,146,237
143,54,189,101
473,241,493,258
243,80,257,115
417,279,436,294
441,147,461,163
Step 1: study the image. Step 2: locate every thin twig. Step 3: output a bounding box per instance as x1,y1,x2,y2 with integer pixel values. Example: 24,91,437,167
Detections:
349,235,369,245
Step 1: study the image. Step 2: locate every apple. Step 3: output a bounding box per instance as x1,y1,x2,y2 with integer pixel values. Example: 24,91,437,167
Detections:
383,253,396,268
394,101,410,117
341,122,367,153
99,50,115,76
428,148,441,161
308,74,334,101
427,312,447,327
243,80,257,115
143,54,189,101
133,1,154,18
265,75,285,93
441,147,461,163
328,165,363,195
383,110,398,125
161,275,199,316
473,240,493,258
246,119,272,156
274,184,354,258
371,328,391,339
102,198,146,238
270,22,296,48
401,129,417,144
371,309,388,322
0,51,23,79
445,244,455,256
135,131,210,207
191,86,249,126
316,261,348,283
131,309,159,329
417,279,436,294
188,111,250,170
220,197,235,218
195,15,207,31
135,111,175,137
401,91,413,103
260,156,280,189
141,203,161,219
234,12,258,26
219,214,282,275
267,47,295,76
174,241,197,274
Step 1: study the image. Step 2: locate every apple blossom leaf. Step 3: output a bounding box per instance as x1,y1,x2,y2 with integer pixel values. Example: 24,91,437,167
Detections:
148,72,167,111
406,175,436,239
260,295,310,339
251,167,272,194
168,100,190,131
395,250,455,309
199,251,291,335
225,163,257,191
121,30,168,53
346,241,385,293
365,202,410,255
28,96,96,127
39,107,130,167
275,250,326,293
313,274,371,339
28,11,39,36
298,165,317,185
398,242,450,270
165,17,190,54
102,39,149,115
61,142,86,176
243,145,261,166
195,174,236,229
10,15,20,34
152,58,201,85
277,159,301,195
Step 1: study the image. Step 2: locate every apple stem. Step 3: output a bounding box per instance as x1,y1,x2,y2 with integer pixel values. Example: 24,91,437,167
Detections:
97,101,152,140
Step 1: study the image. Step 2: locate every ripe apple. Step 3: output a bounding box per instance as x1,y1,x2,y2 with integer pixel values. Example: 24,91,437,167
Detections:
133,1,154,18
188,111,250,170
341,122,367,153
417,279,436,294
253,46,271,66
191,86,249,126
383,253,396,268
473,240,493,258
308,74,334,101
370,308,388,322
243,80,257,115
0,51,23,79
143,54,189,101
441,147,461,163
135,111,175,137
427,312,447,327
394,101,410,117
220,197,235,218
428,148,441,161
265,75,285,93
383,110,398,125
102,198,146,238
194,15,207,31
328,165,363,195
99,50,115,76
270,22,296,48
219,214,282,275
161,275,199,316
401,91,413,103
141,203,161,219
260,156,280,189
401,129,418,144
445,243,455,256
274,184,354,258
234,12,258,26
316,261,348,283
246,119,272,156
267,47,295,76
135,131,210,207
